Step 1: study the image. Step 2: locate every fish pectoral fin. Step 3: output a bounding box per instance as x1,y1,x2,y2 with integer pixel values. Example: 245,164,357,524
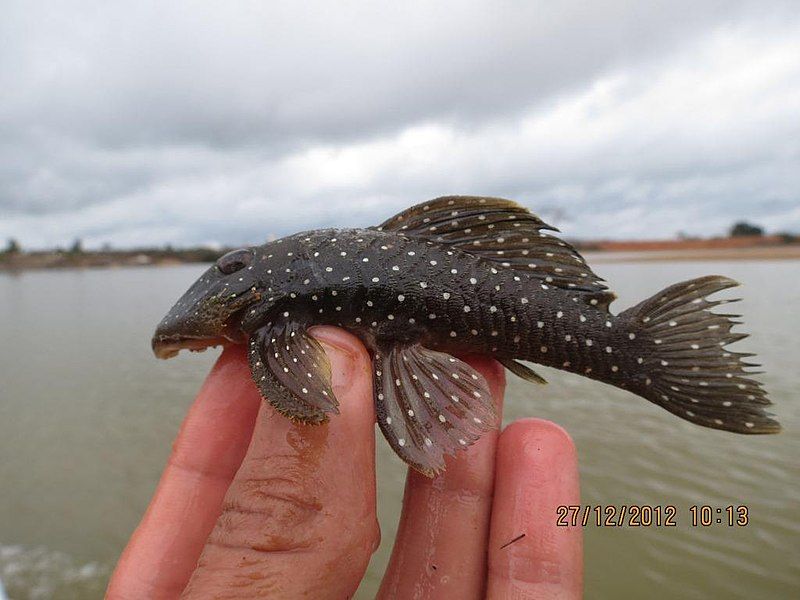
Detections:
374,195,612,302
374,343,498,477
499,359,548,384
248,320,339,424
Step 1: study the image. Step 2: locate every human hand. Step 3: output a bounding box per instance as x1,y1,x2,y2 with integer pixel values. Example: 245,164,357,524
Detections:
107,327,582,599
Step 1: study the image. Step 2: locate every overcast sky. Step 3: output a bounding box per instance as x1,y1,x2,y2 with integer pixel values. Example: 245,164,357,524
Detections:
2,1,799,249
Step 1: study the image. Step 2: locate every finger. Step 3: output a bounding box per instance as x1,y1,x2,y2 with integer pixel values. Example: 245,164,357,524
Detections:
107,345,263,599
377,356,506,600
181,326,379,599
487,418,582,599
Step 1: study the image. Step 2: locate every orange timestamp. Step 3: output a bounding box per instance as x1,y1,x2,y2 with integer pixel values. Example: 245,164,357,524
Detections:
556,505,750,527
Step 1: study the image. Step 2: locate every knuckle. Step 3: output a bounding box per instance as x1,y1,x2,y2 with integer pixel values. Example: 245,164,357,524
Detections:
210,458,326,553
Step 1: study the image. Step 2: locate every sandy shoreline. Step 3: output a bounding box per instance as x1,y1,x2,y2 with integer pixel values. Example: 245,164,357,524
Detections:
585,245,800,263
2,243,799,272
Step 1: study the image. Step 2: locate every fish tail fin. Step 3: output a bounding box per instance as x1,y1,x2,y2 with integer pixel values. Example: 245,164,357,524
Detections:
619,275,781,434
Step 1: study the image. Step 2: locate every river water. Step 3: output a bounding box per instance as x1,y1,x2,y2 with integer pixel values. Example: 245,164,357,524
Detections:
0,259,797,599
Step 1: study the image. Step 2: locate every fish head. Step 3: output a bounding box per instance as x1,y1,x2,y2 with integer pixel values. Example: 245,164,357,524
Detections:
152,247,265,359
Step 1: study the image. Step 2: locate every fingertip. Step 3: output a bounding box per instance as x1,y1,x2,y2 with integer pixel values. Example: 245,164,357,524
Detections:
489,418,582,598
462,355,506,416
309,325,374,412
309,324,371,361
207,343,251,381
463,354,506,383
500,418,577,466
462,354,506,388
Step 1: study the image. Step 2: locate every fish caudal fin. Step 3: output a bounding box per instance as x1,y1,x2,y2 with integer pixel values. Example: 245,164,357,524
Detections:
620,276,780,434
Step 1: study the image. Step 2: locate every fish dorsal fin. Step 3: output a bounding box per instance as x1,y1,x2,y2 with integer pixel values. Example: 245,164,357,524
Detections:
499,359,548,384
376,195,610,298
373,344,497,476
249,320,339,424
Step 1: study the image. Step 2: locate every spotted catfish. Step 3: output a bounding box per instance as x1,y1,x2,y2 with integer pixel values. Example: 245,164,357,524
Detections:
152,196,781,475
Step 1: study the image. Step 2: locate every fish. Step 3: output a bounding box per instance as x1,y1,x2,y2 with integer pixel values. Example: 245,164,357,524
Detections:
152,196,781,476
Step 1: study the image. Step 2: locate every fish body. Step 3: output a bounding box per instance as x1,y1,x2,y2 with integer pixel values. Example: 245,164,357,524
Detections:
153,196,780,475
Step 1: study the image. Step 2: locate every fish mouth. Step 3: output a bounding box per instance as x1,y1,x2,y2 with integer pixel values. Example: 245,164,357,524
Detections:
152,331,245,359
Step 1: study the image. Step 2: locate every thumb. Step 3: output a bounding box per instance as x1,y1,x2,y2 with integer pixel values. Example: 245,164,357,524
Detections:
181,327,379,599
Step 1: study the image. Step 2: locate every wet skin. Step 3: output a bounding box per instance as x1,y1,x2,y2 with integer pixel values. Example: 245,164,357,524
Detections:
108,329,583,599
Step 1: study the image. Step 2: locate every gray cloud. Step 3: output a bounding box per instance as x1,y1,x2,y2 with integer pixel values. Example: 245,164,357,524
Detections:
1,0,798,248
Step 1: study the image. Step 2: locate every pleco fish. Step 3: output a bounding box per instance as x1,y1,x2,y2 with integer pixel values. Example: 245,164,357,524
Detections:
152,197,781,475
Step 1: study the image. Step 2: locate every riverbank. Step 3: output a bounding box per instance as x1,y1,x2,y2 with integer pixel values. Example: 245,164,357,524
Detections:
587,244,800,263
0,248,228,271
1,237,798,271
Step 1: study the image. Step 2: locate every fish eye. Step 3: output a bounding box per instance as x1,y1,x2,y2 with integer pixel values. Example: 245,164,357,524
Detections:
216,249,253,275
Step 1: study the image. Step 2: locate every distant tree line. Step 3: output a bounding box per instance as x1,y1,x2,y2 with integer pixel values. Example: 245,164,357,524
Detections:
4,238,21,254
729,222,764,237
3,222,797,261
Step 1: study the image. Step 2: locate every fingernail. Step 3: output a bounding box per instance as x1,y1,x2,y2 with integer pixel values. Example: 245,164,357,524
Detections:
502,419,577,487
319,341,357,396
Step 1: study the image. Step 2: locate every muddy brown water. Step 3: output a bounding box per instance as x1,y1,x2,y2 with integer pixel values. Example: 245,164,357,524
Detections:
0,259,797,598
